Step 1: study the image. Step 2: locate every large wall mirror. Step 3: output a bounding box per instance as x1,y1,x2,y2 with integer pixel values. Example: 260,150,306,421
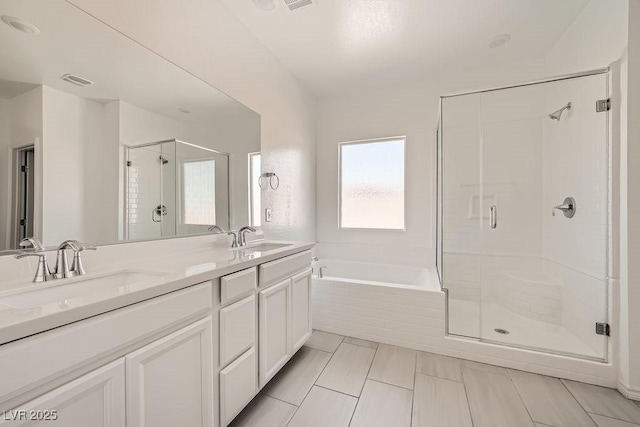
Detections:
0,0,262,253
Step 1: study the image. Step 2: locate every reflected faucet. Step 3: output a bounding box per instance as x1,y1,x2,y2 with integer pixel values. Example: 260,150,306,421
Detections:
208,225,226,234
19,237,44,251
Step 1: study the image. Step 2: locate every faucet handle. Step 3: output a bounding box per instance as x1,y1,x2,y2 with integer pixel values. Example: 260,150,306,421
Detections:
227,231,239,248
15,252,53,283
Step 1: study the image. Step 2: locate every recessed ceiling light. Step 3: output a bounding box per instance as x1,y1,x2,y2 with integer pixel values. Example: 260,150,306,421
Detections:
488,34,511,49
1,15,40,35
178,108,191,114
253,0,278,11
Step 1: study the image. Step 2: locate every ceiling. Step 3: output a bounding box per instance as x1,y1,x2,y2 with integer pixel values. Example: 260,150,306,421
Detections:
221,0,590,96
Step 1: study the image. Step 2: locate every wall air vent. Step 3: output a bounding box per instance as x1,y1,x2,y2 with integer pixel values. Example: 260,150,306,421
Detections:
283,0,314,11
60,73,94,87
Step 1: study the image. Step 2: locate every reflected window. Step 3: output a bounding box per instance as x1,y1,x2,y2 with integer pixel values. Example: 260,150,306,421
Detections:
183,160,216,225
340,137,405,229
249,153,261,227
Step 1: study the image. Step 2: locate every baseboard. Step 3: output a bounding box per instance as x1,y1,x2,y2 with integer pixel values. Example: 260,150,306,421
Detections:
617,380,640,401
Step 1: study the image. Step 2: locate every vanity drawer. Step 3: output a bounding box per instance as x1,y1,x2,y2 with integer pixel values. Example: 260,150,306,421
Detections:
220,267,257,306
219,294,256,367
219,347,256,427
259,250,312,289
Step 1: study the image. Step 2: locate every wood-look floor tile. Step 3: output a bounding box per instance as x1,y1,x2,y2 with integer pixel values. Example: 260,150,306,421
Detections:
315,343,375,397
287,386,357,427
412,373,472,427
563,380,640,424
508,369,595,427
463,366,534,427
590,414,640,427
304,331,344,353
462,359,509,375
229,395,296,427
262,347,331,406
350,380,412,427
343,336,378,349
367,344,416,389
416,352,463,382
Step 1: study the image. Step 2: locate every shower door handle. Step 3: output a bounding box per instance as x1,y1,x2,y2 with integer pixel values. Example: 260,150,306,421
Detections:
489,205,497,229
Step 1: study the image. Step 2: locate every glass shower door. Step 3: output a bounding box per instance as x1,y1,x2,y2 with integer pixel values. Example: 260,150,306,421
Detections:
441,72,609,360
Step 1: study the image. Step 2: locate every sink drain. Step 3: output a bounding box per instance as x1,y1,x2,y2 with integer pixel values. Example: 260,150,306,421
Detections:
494,328,510,335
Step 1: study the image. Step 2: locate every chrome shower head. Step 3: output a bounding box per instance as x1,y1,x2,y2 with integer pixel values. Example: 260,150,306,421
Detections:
548,102,572,121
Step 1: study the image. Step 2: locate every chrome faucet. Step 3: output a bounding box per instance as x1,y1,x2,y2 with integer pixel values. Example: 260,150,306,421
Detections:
19,237,45,251
15,238,96,283
238,226,257,247
54,240,79,279
208,225,226,234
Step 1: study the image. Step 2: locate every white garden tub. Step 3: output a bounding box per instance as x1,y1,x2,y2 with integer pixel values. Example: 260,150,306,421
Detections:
311,260,444,349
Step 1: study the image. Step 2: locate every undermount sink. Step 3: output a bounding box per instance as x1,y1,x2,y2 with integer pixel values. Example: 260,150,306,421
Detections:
0,270,164,310
238,242,292,253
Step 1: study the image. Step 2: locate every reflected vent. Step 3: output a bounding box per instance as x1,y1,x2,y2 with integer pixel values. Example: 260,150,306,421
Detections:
283,0,313,11
60,73,93,87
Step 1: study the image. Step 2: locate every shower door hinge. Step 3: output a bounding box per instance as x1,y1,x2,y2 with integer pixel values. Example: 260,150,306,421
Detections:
595,322,610,336
126,160,132,167
596,98,611,112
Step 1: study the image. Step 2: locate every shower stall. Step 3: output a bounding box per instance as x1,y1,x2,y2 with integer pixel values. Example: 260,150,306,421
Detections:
124,139,230,241
437,69,610,361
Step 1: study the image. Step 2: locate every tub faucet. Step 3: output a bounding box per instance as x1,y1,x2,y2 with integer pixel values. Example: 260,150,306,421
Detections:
318,266,327,279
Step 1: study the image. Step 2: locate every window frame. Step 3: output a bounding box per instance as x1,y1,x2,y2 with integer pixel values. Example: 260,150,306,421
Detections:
337,136,407,231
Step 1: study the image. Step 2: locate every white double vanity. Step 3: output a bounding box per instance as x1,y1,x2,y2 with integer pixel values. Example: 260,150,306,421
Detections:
0,241,314,426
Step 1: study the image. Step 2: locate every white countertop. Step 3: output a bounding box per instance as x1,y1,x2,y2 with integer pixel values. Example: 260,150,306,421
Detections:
0,240,314,346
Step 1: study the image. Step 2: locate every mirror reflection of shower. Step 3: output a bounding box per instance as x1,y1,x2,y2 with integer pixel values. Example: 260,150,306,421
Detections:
548,102,572,121
124,139,231,241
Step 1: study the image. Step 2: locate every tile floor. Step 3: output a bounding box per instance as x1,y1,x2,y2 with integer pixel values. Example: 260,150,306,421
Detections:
231,331,640,427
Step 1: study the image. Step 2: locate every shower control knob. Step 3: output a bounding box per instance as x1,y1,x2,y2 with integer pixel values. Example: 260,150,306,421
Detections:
552,197,576,218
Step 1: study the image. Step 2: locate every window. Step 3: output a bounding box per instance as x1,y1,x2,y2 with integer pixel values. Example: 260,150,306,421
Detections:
183,159,216,225
249,152,261,227
339,137,405,229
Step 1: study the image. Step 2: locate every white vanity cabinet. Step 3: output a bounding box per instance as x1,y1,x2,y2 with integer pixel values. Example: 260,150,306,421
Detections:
3,360,126,426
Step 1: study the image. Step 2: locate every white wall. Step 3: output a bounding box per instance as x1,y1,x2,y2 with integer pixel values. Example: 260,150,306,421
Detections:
316,59,546,266
544,0,638,399
67,0,317,242
41,86,103,246
622,0,640,400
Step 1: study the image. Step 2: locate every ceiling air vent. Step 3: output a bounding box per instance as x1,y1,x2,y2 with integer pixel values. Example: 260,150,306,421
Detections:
283,0,313,11
60,73,94,87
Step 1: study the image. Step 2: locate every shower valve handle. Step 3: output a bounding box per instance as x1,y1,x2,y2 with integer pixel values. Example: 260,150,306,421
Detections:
552,197,576,218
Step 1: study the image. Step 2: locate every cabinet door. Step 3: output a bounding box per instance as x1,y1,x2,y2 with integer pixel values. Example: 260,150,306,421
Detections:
4,360,125,426
126,317,213,427
258,279,291,387
290,268,313,352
